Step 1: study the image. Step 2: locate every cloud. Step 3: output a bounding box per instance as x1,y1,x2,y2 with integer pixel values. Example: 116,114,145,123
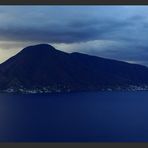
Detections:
0,6,148,66
0,6,142,43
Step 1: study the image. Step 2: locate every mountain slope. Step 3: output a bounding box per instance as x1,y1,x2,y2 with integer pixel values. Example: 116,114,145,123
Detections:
0,44,148,93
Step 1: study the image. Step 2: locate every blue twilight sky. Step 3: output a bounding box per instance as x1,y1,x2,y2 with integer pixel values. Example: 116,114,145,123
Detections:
0,6,148,66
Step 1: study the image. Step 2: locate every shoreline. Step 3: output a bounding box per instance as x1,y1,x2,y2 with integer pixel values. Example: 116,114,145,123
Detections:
1,85,148,94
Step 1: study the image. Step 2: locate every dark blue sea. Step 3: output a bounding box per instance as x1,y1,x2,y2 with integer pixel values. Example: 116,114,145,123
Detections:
0,91,148,142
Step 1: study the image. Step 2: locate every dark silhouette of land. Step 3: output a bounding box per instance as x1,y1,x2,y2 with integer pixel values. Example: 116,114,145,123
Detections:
0,44,148,93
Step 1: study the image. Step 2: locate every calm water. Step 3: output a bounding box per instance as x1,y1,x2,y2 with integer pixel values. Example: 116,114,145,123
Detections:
0,91,148,142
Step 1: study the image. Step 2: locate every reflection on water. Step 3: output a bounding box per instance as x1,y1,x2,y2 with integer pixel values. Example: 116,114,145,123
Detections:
0,91,148,142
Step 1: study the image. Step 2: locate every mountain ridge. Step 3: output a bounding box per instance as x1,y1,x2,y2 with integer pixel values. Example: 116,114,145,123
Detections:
0,43,148,94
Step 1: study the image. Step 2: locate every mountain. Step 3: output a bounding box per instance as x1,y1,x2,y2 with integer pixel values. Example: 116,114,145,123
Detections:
0,43,148,93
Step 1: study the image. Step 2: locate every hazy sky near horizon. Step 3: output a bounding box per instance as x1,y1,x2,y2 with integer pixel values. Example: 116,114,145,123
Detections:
0,6,148,66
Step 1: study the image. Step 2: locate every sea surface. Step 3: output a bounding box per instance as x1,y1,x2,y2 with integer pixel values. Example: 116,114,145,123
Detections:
0,91,148,142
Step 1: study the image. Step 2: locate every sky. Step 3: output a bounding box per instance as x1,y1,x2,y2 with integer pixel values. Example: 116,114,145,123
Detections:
0,6,148,66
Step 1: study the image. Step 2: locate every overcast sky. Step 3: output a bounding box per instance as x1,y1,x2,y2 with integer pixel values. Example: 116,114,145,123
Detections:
0,6,148,66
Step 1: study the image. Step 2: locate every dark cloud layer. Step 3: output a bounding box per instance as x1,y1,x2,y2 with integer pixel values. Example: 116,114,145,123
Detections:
0,6,148,66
